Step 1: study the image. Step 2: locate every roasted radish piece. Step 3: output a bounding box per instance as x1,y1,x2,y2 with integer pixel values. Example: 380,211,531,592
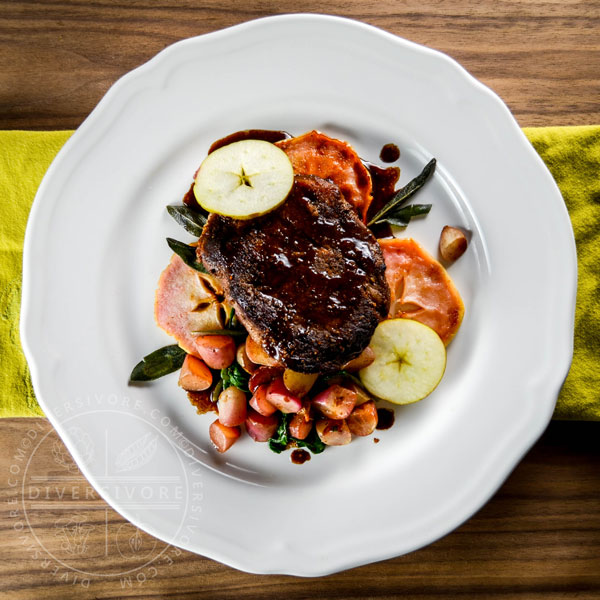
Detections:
315,419,351,446
283,369,318,397
345,381,373,406
346,400,378,436
209,419,241,453
265,378,302,414
178,355,212,391
312,384,356,420
194,335,236,369
288,409,313,440
439,226,468,263
342,347,375,372
245,409,280,442
217,387,247,427
249,384,278,416
248,366,283,394
236,341,257,374
245,336,281,367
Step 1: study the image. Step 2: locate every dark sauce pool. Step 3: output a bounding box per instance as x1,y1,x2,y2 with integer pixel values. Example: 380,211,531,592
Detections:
376,408,395,430
379,143,400,163
364,161,400,239
291,449,311,464
208,129,291,154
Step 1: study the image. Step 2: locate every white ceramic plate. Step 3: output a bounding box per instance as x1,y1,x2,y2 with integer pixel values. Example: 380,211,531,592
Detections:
21,14,576,576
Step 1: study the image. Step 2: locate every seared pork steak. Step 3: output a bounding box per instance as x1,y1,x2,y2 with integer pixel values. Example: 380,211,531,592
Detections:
199,175,390,373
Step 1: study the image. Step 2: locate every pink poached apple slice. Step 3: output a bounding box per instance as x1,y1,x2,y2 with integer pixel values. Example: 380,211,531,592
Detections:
155,254,230,358
379,238,464,345
276,130,373,222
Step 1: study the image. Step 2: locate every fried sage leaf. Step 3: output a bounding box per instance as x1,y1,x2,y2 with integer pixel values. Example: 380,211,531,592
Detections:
166,238,207,273
367,158,436,227
167,205,207,237
130,344,187,382
373,203,432,228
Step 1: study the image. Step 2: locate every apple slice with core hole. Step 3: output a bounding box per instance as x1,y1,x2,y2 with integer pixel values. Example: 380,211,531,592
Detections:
194,140,294,219
359,318,446,405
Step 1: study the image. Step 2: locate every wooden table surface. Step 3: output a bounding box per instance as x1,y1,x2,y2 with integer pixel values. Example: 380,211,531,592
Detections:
1,1,599,598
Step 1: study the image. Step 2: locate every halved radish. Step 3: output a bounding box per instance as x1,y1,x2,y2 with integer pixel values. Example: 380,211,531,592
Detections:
288,410,313,440
265,378,302,414
312,384,356,420
249,384,278,416
283,369,318,397
249,366,283,393
344,381,373,406
195,335,236,370
236,341,257,374
346,401,378,436
245,336,281,367
217,387,248,427
209,420,241,453
315,419,351,446
245,409,280,442
178,355,212,392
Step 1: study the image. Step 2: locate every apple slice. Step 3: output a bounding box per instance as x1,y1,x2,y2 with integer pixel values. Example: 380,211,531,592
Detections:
194,140,294,219
359,319,446,405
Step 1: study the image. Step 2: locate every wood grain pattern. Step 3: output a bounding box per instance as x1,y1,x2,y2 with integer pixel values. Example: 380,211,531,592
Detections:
1,419,599,599
1,1,600,597
0,0,599,129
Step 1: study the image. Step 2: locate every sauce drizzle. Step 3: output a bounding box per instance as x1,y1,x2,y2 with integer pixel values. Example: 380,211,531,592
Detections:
209,129,291,154
379,143,400,163
376,408,395,430
291,449,311,464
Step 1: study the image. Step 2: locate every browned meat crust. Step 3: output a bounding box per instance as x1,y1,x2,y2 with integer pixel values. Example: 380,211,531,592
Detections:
198,175,390,373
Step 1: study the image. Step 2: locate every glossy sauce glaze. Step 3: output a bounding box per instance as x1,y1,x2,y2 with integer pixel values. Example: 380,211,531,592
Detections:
199,175,389,373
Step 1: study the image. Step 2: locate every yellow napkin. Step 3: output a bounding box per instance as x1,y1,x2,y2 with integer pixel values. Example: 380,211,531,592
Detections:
0,131,72,417
523,126,600,420
1,127,598,418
